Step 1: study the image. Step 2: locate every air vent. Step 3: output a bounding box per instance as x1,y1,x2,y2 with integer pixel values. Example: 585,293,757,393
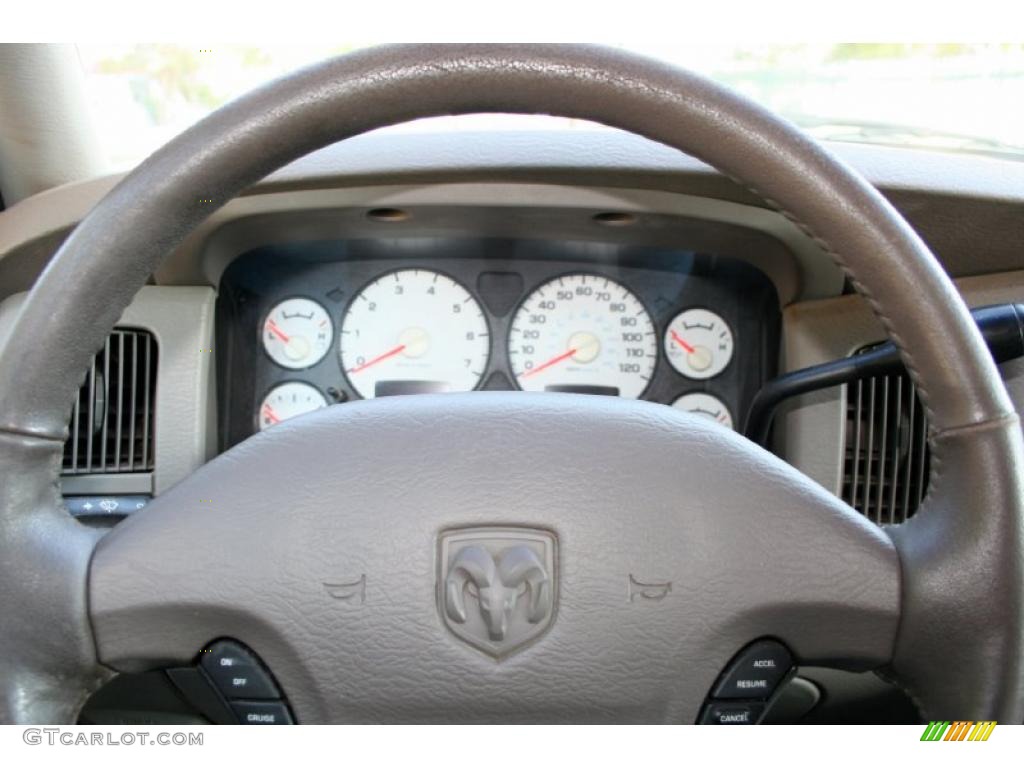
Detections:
63,329,157,475
841,367,930,525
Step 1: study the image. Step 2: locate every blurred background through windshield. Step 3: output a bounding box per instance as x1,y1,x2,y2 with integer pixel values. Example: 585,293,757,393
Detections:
75,43,1024,169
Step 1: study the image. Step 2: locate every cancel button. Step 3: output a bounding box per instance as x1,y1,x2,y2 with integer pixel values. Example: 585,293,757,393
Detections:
712,639,793,700
700,702,766,725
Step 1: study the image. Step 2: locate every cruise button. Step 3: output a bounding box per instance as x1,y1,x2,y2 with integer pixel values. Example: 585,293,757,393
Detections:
712,639,793,700
231,700,294,725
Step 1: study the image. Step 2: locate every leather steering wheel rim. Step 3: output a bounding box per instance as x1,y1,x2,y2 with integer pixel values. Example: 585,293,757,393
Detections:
1,44,1021,724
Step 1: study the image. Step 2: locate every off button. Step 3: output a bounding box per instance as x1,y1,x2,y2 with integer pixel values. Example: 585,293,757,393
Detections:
712,639,793,700
200,640,281,700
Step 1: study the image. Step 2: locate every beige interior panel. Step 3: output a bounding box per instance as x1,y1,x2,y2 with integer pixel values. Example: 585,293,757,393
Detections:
779,270,1024,494
0,286,217,495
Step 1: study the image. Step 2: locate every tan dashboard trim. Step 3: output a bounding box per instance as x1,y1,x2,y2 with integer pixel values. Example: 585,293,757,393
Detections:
0,177,842,305
0,286,217,496
779,270,1024,494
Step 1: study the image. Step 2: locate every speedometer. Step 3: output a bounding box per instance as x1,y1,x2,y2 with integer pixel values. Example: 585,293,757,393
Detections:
509,274,657,398
339,269,490,399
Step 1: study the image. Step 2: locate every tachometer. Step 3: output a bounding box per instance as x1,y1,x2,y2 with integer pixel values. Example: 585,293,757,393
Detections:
259,382,328,430
339,270,490,399
509,274,657,398
261,297,333,370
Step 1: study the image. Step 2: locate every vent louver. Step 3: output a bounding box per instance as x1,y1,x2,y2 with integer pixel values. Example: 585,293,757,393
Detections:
841,367,930,525
63,329,157,475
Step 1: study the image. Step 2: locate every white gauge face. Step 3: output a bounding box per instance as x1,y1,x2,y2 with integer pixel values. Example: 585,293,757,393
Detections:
339,270,490,399
664,308,734,380
259,382,328,430
671,392,734,430
261,298,333,370
509,274,657,399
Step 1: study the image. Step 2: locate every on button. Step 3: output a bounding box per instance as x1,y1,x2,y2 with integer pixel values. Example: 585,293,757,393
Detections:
201,640,281,700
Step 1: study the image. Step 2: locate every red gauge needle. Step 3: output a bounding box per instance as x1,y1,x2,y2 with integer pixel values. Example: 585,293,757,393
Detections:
522,347,578,379
266,320,290,343
670,330,696,354
262,406,281,424
348,344,406,374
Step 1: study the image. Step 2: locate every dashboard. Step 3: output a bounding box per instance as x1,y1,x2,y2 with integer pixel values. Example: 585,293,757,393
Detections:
215,237,780,449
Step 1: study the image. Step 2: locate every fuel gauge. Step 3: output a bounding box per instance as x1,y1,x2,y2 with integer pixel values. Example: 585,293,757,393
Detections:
262,298,333,370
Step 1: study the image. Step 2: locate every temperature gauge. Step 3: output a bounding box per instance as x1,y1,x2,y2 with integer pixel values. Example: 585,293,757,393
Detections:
259,382,328,430
664,308,734,379
262,298,333,370
671,392,734,430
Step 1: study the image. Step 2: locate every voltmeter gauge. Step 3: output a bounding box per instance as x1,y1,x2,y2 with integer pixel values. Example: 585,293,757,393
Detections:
671,392,734,430
258,382,328,430
261,298,333,370
664,308,734,380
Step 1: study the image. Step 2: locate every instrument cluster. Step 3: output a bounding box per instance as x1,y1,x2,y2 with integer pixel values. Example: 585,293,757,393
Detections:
217,238,779,449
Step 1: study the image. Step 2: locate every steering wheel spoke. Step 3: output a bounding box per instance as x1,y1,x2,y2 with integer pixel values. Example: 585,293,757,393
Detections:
0,432,111,723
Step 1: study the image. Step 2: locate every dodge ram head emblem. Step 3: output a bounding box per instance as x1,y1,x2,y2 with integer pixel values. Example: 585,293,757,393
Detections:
438,527,557,659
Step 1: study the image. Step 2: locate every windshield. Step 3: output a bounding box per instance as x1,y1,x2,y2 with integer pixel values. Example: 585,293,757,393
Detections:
76,43,1024,170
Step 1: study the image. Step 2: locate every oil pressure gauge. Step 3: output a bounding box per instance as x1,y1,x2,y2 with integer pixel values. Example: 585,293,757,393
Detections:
261,297,333,370
671,392,734,430
664,308,734,379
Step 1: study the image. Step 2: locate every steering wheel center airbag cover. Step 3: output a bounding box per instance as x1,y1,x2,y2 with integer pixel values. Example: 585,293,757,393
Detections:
90,393,897,723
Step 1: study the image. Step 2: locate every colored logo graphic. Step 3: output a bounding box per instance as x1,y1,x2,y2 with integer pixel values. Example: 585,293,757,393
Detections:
920,721,997,741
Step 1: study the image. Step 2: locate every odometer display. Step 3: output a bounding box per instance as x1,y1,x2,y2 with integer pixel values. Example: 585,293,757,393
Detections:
509,274,657,398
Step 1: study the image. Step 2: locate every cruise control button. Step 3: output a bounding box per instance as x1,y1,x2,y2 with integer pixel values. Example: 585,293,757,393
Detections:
231,700,293,725
200,640,280,699
700,701,765,725
712,639,793,700
206,662,279,700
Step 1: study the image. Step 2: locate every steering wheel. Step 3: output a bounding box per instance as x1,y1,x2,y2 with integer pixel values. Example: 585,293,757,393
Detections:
1,44,1022,725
